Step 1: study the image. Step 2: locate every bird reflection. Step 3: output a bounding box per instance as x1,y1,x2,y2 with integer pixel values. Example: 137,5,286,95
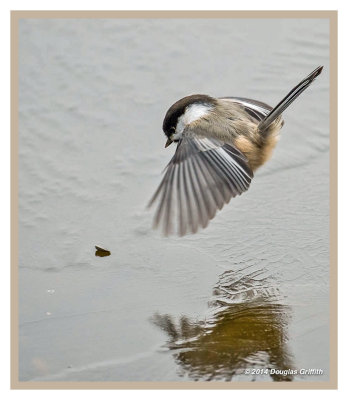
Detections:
151,268,294,381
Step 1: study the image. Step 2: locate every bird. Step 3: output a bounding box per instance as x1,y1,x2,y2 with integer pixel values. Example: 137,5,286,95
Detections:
148,66,323,236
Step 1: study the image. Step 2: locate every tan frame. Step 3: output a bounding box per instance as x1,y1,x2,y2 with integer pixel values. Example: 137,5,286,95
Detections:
11,10,338,390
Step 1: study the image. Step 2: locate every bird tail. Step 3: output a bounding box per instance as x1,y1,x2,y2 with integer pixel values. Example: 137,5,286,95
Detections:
258,66,323,132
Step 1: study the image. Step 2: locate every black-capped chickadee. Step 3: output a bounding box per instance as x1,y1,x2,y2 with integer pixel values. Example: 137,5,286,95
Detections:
149,66,323,236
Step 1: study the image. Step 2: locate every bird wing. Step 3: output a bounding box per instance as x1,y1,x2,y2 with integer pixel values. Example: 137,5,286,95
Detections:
219,97,272,122
148,134,253,236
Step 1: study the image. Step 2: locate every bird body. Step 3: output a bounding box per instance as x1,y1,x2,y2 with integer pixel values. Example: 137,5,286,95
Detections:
179,98,282,171
149,66,323,236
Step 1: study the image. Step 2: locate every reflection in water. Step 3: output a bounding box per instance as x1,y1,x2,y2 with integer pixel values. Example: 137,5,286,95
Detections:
152,268,294,381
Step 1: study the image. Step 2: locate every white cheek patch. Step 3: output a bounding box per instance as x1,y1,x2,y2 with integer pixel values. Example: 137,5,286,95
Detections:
174,103,212,138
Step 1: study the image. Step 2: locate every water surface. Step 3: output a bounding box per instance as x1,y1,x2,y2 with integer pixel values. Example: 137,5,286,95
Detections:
18,18,330,382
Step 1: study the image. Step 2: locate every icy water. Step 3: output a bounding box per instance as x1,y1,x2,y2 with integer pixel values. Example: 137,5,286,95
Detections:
18,18,330,382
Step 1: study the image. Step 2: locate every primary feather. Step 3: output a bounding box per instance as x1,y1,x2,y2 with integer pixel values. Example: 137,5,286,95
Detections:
148,135,253,236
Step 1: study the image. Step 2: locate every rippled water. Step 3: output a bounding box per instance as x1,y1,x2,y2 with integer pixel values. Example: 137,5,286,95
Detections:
18,18,330,382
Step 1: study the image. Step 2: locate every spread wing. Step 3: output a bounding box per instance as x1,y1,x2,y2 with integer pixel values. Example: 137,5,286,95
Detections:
148,135,253,236
219,97,272,122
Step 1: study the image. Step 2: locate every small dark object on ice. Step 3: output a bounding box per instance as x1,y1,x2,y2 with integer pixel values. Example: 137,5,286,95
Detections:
95,246,111,257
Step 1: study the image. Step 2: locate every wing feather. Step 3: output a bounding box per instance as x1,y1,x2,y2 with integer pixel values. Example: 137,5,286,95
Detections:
219,97,272,122
148,134,253,235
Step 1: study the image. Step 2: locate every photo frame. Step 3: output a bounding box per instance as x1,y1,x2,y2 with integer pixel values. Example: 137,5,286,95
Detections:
11,10,337,389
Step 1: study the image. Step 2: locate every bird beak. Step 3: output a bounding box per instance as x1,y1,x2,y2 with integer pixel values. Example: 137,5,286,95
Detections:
165,138,173,148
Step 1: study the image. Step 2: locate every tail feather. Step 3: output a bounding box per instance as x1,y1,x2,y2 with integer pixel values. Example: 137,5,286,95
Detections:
258,66,323,132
